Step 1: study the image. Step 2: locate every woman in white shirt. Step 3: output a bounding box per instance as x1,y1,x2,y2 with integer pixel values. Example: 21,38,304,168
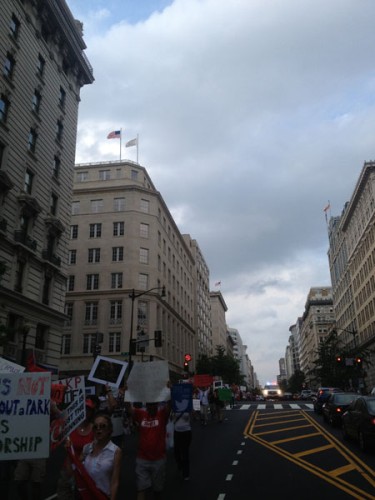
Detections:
81,413,122,499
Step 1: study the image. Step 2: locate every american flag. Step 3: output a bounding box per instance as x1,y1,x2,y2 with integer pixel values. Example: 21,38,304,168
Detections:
215,281,221,287
107,130,121,139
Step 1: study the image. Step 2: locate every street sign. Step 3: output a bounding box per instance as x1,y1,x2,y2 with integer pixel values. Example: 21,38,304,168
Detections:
121,352,129,356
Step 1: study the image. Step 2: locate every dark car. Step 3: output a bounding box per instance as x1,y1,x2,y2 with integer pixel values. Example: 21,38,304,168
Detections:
342,396,375,451
322,392,358,426
313,387,342,414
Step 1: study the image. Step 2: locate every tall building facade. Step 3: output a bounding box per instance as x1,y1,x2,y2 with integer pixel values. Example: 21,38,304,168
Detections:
209,291,228,352
0,0,93,368
328,162,375,389
183,235,213,360
299,287,334,386
60,160,196,379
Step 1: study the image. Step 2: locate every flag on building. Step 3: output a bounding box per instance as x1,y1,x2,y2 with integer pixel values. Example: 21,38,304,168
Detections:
126,137,138,148
215,281,221,287
107,130,121,139
323,202,330,212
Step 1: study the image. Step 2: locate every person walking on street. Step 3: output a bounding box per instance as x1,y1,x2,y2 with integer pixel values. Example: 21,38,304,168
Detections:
173,411,192,480
198,386,210,426
129,402,170,500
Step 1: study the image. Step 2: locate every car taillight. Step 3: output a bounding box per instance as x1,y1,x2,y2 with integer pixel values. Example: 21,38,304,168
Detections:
336,408,342,413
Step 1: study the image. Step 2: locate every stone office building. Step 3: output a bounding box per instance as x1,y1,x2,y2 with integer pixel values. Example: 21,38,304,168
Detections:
0,0,93,368
59,160,197,379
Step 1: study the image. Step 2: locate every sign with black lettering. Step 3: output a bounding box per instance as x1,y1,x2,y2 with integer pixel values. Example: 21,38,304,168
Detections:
0,372,51,460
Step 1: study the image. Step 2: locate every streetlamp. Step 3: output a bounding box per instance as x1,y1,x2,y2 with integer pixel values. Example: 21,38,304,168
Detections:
128,285,166,369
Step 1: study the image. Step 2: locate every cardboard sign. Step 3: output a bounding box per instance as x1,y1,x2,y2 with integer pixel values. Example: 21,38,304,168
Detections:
88,356,128,389
57,376,86,405
0,357,25,374
125,360,170,403
218,387,232,402
194,374,213,388
171,383,193,413
50,388,85,450
0,372,51,460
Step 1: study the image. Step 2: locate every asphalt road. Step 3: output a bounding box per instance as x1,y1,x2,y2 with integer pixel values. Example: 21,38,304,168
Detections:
3,401,375,500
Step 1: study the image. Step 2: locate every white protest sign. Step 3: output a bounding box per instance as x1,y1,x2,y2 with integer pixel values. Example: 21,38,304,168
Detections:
0,357,25,374
125,360,170,403
50,388,85,450
0,372,51,460
57,375,86,405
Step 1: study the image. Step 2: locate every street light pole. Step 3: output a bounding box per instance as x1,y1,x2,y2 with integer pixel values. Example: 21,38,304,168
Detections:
128,285,165,371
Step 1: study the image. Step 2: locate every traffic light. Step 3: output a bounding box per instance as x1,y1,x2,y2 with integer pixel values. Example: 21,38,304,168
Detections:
93,343,102,358
154,330,162,347
183,361,189,372
336,355,342,363
184,353,192,362
355,356,362,366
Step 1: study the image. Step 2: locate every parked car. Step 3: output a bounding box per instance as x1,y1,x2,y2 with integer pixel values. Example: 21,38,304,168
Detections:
342,396,375,451
313,387,342,413
322,392,359,426
300,390,313,400
283,392,293,400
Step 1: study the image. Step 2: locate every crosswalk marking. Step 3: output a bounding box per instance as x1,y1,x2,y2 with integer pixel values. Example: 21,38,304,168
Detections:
226,403,315,410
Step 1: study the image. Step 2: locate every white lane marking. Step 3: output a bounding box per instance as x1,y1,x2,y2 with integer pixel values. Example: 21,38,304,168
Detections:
237,450,243,455
241,441,245,446
232,460,239,465
290,404,301,409
226,474,233,481
258,404,266,409
274,404,283,409
306,403,314,409
217,495,226,500
240,404,251,410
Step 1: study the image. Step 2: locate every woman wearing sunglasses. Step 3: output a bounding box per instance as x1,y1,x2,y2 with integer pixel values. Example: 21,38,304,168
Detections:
80,413,122,499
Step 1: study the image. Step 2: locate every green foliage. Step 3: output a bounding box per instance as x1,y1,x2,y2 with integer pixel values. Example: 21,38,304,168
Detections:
287,370,306,392
196,345,245,386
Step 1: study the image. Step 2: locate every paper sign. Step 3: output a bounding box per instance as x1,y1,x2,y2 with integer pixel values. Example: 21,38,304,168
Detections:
57,376,86,405
125,360,170,403
0,372,51,460
0,357,25,374
171,383,193,413
50,388,85,450
194,374,213,387
88,356,128,389
51,384,66,404
193,398,201,411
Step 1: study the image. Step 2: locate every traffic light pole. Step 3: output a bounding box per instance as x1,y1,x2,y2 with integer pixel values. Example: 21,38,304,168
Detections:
128,286,165,372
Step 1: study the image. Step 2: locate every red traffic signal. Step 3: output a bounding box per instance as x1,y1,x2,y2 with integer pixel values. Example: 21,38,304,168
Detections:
336,355,342,363
355,356,362,364
184,353,192,362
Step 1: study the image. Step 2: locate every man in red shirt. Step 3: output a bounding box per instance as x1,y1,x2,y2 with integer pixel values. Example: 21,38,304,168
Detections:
131,402,170,500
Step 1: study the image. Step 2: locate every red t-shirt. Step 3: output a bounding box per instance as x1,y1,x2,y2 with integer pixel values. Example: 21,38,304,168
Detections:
133,406,168,461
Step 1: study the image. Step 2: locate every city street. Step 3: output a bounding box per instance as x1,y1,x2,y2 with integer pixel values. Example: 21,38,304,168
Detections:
30,402,375,499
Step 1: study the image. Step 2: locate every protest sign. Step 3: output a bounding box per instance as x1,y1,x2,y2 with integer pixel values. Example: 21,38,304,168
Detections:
0,357,25,374
88,356,127,388
171,383,193,413
57,375,86,405
51,383,66,405
193,374,213,387
193,398,201,411
125,360,170,403
50,387,85,450
218,387,232,402
0,372,51,460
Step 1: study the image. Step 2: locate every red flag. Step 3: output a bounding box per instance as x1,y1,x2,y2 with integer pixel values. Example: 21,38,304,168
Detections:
26,352,48,372
66,447,109,500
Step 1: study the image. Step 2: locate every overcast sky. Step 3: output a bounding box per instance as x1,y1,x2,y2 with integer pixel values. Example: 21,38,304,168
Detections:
66,0,375,385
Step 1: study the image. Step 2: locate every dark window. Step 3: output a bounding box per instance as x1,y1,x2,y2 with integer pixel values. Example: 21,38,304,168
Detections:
37,54,45,76
86,274,99,290
3,53,15,79
14,260,25,292
10,14,20,39
89,223,102,238
59,87,66,108
35,324,47,349
70,225,78,239
113,221,124,236
61,334,71,355
67,275,75,291
50,193,58,215
0,95,9,123
69,250,77,264
53,156,60,178
28,128,37,153
24,169,33,194
42,276,51,304
88,248,101,263
32,90,41,114
56,120,63,142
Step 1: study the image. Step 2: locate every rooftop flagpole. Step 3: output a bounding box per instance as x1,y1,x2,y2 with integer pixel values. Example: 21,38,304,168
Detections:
136,134,139,164
120,128,122,161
